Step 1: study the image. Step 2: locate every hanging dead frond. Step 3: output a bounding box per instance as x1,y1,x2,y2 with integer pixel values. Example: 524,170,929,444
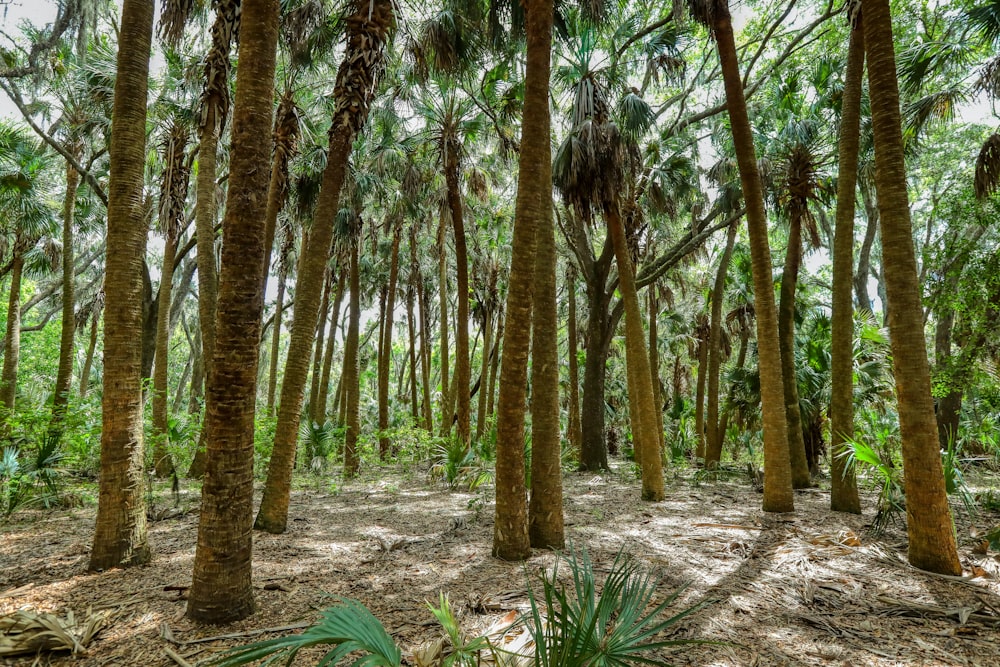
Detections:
976,133,1000,199
281,0,325,67
331,0,395,139
158,0,198,47
465,165,489,201
198,0,240,133
158,120,191,241
272,89,302,210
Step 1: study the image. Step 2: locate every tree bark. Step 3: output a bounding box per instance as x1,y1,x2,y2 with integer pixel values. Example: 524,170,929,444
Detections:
317,273,345,423
378,226,401,456
566,265,582,455
89,0,153,571
308,268,332,422
437,210,451,438
830,13,864,514
712,1,794,512
864,0,961,575
187,0,279,622
778,218,812,488
705,223,738,467
343,234,362,477
0,252,24,414
52,154,81,419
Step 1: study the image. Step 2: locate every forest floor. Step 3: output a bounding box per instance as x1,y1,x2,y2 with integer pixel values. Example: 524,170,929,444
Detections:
2,464,1000,666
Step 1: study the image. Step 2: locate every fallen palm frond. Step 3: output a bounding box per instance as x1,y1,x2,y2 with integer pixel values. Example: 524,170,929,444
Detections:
0,608,109,657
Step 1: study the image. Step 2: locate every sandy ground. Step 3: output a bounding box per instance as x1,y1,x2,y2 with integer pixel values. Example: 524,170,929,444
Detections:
2,465,1000,666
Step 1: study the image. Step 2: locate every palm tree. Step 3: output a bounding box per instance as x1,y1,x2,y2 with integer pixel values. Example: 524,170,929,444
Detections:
377,221,402,457
862,0,961,575
492,0,554,561
152,120,191,479
89,0,154,571
187,0,281,623
255,0,395,533
830,2,863,515
704,222,738,466
688,0,793,512
187,0,240,479
51,141,83,424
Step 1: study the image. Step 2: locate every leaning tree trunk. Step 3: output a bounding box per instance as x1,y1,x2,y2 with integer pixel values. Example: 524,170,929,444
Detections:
608,207,664,501
863,0,961,575
777,218,812,488
712,1,793,512
830,10,864,515
493,0,553,562
705,222,738,467
89,0,153,571
528,116,564,549
378,226,401,457
308,269,332,422
254,0,393,533
187,0,280,623
52,153,81,421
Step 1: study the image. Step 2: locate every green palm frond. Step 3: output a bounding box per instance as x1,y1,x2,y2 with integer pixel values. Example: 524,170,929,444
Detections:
207,598,402,667
968,0,1000,45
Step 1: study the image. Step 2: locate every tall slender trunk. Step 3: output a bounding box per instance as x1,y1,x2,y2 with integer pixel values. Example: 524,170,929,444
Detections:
317,273,345,422
863,0,961,575
693,320,708,461
476,308,492,440
830,12,864,514
407,281,420,423
647,286,665,456
255,0,393,533
89,0,153,571
487,311,502,422
528,130,564,548
446,150,471,450
437,211,451,438
854,183,878,314
52,154,81,419
266,264,288,414
493,0,553,561
566,265,582,455
415,235,433,430
379,226,401,456
712,2,793,512
343,235,362,477
152,229,178,478
0,252,24,414
78,307,100,398
705,223,738,467
309,268,332,422
187,0,279,623
778,219,812,488
608,208,664,501
580,290,612,471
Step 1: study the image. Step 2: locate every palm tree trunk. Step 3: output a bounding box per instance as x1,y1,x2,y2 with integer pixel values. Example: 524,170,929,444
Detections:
0,252,24,413
854,183,878,314
437,211,451,438
89,0,153,571
608,208,664,501
581,293,612,471
446,150,472,450
493,0,554,561
830,14,864,514
475,308,492,439
705,222,738,467
187,0,279,623
415,235,434,431
378,226,401,456
317,273,345,422
486,311,501,422
152,229,178,478
52,155,81,419
309,268,332,422
407,282,420,424
647,287,665,456
778,219,812,488
566,265,582,455
78,308,99,398
255,0,392,532
712,1,794,512
528,131,564,549
863,0,961,575
343,234,362,477
693,323,708,461
266,264,287,414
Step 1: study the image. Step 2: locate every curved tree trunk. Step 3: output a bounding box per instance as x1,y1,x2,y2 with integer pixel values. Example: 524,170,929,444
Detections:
528,118,564,548
705,222,738,467
255,0,393,532
830,13,864,514
378,226,401,456
778,219,812,488
863,0,961,575
52,154,81,421
78,307,100,398
608,208,664,501
187,0,279,623
89,0,153,571
712,2,794,512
